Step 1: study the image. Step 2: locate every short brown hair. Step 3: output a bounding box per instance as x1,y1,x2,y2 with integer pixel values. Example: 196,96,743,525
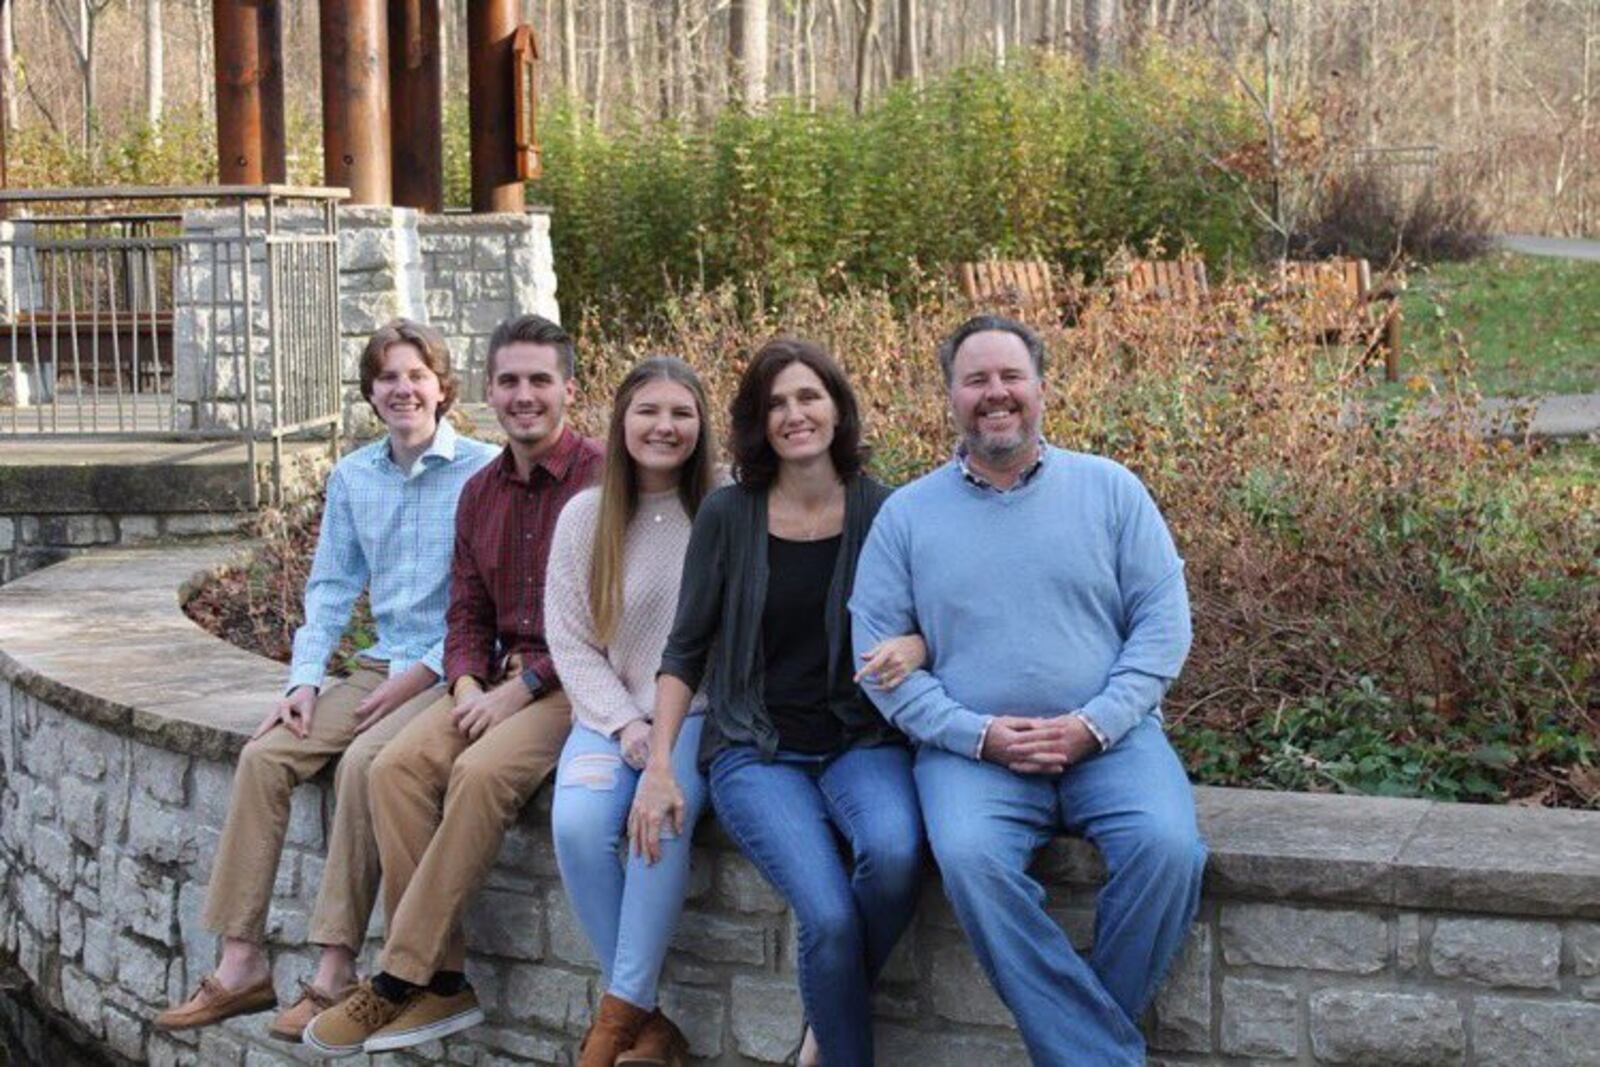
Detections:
485,314,576,382
728,337,867,489
358,319,459,416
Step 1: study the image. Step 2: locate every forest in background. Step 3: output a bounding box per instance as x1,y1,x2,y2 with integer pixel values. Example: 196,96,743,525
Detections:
3,0,1598,240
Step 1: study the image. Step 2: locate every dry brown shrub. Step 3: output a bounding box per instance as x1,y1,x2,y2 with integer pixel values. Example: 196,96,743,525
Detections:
189,279,1599,804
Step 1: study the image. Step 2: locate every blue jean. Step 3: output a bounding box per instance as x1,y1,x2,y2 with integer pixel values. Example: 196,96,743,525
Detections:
551,715,708,1009
709,743,924,1067
916,715,1207,1067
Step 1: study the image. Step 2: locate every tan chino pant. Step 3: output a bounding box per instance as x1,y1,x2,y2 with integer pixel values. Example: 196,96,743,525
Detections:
201,666,440,952
367,685,572,984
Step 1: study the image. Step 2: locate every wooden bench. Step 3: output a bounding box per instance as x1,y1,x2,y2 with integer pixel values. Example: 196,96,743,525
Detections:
1277,258,1401,382
955,260,1056,310
0,311,174,393
1115,258,1210,303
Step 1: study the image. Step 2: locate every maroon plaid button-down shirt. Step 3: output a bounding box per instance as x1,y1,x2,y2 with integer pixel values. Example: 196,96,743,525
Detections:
444,426,604,690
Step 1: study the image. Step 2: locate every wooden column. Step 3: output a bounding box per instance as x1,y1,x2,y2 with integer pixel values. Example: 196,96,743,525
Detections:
258,0,287,183
213,0,287,186
390,0,443,212
320,0,392,205
214,0,265,183
468,0,523,213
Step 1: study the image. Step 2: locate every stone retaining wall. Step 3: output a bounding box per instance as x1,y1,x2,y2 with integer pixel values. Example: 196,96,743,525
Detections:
3,547,1599,1066
0,511,248,586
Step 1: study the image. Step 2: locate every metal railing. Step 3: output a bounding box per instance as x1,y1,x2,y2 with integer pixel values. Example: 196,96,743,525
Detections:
0,185,349,506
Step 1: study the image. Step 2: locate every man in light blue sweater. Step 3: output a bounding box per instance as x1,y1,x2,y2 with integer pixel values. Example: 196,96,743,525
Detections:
850,315,1205,1065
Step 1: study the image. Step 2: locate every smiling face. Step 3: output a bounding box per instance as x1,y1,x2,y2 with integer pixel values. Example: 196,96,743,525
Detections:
488,341,575,454
949,329,1046,469
369,342,444,438
623,378,702,487
765,360,839,467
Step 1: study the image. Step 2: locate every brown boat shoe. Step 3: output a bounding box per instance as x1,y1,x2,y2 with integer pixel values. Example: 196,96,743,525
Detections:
153,974,277,1031
267,979,360,1043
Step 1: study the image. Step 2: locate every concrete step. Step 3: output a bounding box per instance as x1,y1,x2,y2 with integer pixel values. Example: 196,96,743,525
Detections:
0,438,331,515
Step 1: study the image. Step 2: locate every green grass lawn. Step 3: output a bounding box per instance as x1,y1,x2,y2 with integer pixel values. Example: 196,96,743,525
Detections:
1399,251,1600,396
1529,440,1600,490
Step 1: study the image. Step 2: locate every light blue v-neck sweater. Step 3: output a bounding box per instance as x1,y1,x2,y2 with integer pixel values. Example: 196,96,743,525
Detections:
850,446,1192,756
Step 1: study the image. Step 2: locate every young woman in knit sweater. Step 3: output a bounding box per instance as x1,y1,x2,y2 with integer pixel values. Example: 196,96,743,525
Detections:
547,357,718,1067
629,339,929,1067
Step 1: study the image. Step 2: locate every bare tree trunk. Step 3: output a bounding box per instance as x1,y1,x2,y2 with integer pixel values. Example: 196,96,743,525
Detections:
806,0,819,107
562,0,579,101
145,0,163,127
1083,0,1110,70
622,0,641,109
192,0,211,117
592,0,608,124
855,0,881,112
790,0,804,98
992,0,1006,68
895,0,920,83
0,0,16,136
1449,0,1462,130
47,0,101,155
730,0,770,107
1581,0,1596,234
656,0,675,119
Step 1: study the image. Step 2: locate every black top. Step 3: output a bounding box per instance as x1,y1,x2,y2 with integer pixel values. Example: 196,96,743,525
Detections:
763,534,846,754
658,476,904,767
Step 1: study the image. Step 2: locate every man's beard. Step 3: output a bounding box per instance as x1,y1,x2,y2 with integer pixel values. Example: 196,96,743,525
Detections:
965,421,1032,466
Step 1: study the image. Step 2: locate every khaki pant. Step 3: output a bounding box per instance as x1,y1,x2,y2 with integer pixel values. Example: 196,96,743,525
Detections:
201,666,439,952
368,685,572,984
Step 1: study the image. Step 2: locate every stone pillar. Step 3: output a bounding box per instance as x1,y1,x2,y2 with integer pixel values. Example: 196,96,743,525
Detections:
416,209,558,398
172,206,425,433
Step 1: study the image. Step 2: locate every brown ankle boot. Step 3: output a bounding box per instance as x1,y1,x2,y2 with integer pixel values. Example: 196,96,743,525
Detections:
577,993,651,1067
615,1009,690,1067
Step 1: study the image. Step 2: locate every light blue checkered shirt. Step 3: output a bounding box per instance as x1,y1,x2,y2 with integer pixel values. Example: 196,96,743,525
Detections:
287,420,502,692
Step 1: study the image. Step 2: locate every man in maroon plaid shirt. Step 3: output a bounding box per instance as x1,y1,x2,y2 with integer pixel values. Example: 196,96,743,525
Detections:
307,315,604,1057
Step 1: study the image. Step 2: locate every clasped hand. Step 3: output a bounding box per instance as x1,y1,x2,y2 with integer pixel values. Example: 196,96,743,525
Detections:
449,676,528,740
981,714,1100,774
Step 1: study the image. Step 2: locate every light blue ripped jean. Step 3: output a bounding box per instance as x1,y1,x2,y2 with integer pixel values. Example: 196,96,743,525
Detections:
551,715,708,1010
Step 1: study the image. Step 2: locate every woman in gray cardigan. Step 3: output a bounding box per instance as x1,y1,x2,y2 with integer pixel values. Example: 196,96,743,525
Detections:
630,338,925,1067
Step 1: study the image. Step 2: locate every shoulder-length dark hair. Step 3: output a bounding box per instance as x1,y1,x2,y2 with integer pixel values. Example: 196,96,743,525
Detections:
728,337,867,489
590,356,716,645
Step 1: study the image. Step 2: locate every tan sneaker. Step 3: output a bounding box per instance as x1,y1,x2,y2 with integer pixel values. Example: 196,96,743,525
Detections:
303,981,412,1057
153,974,276,1031
267,979,359,1043
363,986,485,1053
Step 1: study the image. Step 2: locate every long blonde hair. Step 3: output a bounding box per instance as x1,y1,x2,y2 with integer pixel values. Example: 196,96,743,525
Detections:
590,356,716,645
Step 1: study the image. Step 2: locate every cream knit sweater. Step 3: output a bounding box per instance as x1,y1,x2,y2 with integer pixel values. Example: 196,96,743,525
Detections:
546,485,694,737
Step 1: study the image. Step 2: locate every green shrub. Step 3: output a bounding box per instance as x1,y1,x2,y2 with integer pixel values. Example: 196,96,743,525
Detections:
525,52,1262,321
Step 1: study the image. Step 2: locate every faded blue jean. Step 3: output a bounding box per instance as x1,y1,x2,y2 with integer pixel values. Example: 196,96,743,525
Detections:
551,715,708,1010
709,743,924,1067
915,715,1207,1067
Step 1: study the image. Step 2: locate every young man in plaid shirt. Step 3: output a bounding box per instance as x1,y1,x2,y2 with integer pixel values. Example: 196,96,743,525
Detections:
307,314,603,1056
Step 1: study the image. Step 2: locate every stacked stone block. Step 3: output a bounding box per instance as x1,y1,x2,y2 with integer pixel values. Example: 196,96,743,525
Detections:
6,670,1600,1066
4,548,1600,1066
0,511,251,586
169,206,557,439
417,211,560,399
